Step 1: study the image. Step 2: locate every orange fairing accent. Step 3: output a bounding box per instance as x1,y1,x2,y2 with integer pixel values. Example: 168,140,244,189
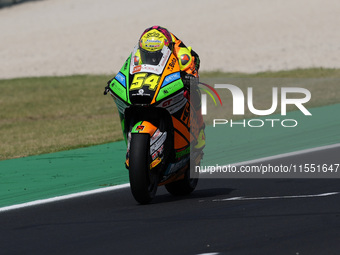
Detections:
150,52,181,104
174,130,189,149
137,121,158,136
172,116,190,149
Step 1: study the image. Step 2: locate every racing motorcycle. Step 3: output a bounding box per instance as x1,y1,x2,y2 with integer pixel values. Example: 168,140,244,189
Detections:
104,45,203,204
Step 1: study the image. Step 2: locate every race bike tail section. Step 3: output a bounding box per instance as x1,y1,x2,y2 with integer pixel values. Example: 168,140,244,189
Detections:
104,45,203,204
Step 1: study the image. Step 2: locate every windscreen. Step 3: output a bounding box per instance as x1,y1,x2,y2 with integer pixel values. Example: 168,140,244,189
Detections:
139,48,163,65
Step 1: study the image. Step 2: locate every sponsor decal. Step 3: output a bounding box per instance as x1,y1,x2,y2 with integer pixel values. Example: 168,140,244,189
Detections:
146,44,161,48
158,95,187,115
144,31,162,38
156,92,187,114
115,72,126,87
146,39,162,43
135,125,145,132
161,72,181,88
162,98,173,107
150,129,162,143
151,144,164,160
138,89,144,95
133,65,142,73
167,57,177,72
150,132,167,153
150,157,162,169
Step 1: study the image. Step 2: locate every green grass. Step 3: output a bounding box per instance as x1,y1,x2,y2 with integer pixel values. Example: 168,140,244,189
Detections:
0,75,121,160
0,68,339,160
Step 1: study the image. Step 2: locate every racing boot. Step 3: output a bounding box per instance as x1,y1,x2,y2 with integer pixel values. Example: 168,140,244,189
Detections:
190,84,205,150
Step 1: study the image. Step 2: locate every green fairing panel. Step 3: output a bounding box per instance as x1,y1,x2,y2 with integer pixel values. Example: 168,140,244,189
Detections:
156,79,184,102
131,121,143,134
109,56,131,104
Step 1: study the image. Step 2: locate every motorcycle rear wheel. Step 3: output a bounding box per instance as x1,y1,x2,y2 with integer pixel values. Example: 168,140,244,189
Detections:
129,134,158,204
165,163,199,196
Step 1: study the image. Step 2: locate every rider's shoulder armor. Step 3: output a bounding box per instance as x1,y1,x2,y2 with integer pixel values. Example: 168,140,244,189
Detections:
170,33,198,77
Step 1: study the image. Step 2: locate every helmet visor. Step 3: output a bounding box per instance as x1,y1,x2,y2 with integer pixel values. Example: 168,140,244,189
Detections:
140,48,163,65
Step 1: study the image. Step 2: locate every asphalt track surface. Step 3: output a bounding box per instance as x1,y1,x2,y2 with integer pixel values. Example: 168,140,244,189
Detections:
1,147,340,255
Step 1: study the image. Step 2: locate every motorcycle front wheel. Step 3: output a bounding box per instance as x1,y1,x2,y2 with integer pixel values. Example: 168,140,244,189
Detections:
129,133,158,204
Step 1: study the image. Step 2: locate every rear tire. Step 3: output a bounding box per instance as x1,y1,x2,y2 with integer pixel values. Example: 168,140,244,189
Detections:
129,134,158,204
165,162,199,196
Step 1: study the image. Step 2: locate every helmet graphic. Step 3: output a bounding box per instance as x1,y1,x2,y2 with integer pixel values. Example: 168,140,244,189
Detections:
138,26,172,65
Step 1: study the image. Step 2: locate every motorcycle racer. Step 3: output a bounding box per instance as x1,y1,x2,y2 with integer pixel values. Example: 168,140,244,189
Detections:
104,25,204,203
134,25,205,150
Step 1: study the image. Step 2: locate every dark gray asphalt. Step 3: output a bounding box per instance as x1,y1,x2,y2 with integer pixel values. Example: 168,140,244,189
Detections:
1,147,340,255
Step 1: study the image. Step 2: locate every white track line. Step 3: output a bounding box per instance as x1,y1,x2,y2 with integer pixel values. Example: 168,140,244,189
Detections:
196,253,220,255
0,183,130,213
213,192,339,202
228,143,340,167
1,143,339,213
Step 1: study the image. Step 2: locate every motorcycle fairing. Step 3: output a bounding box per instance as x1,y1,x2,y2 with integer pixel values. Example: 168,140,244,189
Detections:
109,56,131,104
126,121,167,170
108,45,184,106
107,45,199,180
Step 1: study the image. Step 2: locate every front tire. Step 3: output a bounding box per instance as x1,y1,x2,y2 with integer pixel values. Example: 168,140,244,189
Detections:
129,134,158,204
